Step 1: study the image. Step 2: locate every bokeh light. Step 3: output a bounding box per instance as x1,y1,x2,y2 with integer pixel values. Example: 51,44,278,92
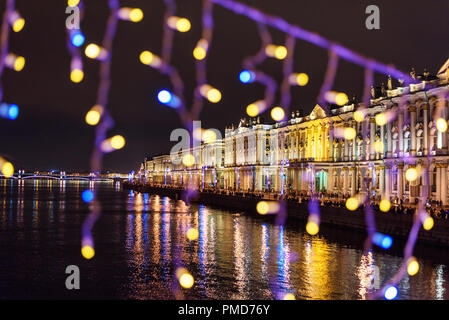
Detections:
70,69,84,83
436,118,448,132
384,286,398,300
186,228,199,241
239,70,255,83
375,113,387,126
271,107,285,122
345,197,359,211
373,232,393,249
182,154,195,167
423,216,434,231
407,257,419,276
405,167,418,182
379,199,391,212
81,245,95,259
343,127,356,140
306,221,319,235
82,190,94,203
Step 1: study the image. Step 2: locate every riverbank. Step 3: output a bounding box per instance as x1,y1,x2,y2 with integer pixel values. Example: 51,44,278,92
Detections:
123,182,449,247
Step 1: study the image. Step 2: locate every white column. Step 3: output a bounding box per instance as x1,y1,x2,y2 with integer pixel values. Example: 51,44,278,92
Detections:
442,165,448,205
436,166,442,202
410,106,417,156
370,117,376,160
423,103,429,155
398,111,404,157
398,164,404,200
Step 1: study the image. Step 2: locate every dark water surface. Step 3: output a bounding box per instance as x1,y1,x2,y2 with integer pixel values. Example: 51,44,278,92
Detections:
1,179,449,299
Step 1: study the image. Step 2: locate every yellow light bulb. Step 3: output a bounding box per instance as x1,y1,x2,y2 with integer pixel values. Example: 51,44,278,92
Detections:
306,221,319,235
375,113,387,126
140,51,154,65
274,46,288,60
343,127,356,140
247,103,259,117
85,110,101,126
1,162,14,178
405,168,418,182
256,201,269,215
407,258,419,276
436,118,448,132
13,56,25,71
379,199,391,212
179,272,194,289
176,18,191,32
354,110,364,122
423,216,434,231
296,73,309,86
70,69,84,83
182,154,195,167
283,293,296,300
346,197,359,211
111,135,126,150
335,93,348,106
85,44,100,59
186,228,199,241
271,107,285,122
203,130,217,143
374,140,384,153
68,0,80,6
129,8,143,22
12,18,25,32
206,88,221,103
193,47,206,60
81,245,95,259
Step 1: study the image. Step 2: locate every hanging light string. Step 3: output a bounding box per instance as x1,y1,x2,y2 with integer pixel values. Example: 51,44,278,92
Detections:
0,0,24,177
81,0,144,260
242,22,277,117
66,0,85,84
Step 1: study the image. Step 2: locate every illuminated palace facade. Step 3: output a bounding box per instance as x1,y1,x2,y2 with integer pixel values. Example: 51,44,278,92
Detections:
140,71,449,205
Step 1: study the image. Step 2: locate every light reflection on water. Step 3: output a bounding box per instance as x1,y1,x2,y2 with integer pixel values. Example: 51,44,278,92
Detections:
0,179,448,300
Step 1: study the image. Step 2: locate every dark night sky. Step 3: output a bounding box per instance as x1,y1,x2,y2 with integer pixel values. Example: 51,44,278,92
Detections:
0,0,448,173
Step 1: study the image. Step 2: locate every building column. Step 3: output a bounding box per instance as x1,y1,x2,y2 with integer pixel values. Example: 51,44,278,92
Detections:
386,122,392,158
435,163,442,201
343,167,349,196
423,103,429,155
329,124,334,162
398,163,404,200
398,111,404,157
350,167,357,196
352,121,357,161
410,106,417,156
370,117,376,160
385,165,391,200
380,123,385,159
378,165,385,198
442,164,448,205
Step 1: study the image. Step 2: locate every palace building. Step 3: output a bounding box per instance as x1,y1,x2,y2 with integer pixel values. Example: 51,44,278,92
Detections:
139,64,449,205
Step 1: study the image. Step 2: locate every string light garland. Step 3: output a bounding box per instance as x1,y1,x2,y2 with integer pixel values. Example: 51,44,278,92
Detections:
0,0,443,300
0,0,25,178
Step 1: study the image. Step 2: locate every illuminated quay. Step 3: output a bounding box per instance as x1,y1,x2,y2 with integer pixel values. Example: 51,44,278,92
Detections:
138,68,449,207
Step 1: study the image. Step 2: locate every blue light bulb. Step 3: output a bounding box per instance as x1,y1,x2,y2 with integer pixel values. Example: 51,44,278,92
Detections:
157,90,180,108
82,190,94,203
8,104,19,120
384,285,398,300
239,70,255,83
373,232,393,249
71,32,85,47
158,90,172,104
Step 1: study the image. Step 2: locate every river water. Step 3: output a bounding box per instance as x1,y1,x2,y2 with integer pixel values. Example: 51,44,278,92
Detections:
0,179,448,299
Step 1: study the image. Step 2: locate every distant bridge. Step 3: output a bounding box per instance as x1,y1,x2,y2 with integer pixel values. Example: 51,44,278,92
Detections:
1,174,128,182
